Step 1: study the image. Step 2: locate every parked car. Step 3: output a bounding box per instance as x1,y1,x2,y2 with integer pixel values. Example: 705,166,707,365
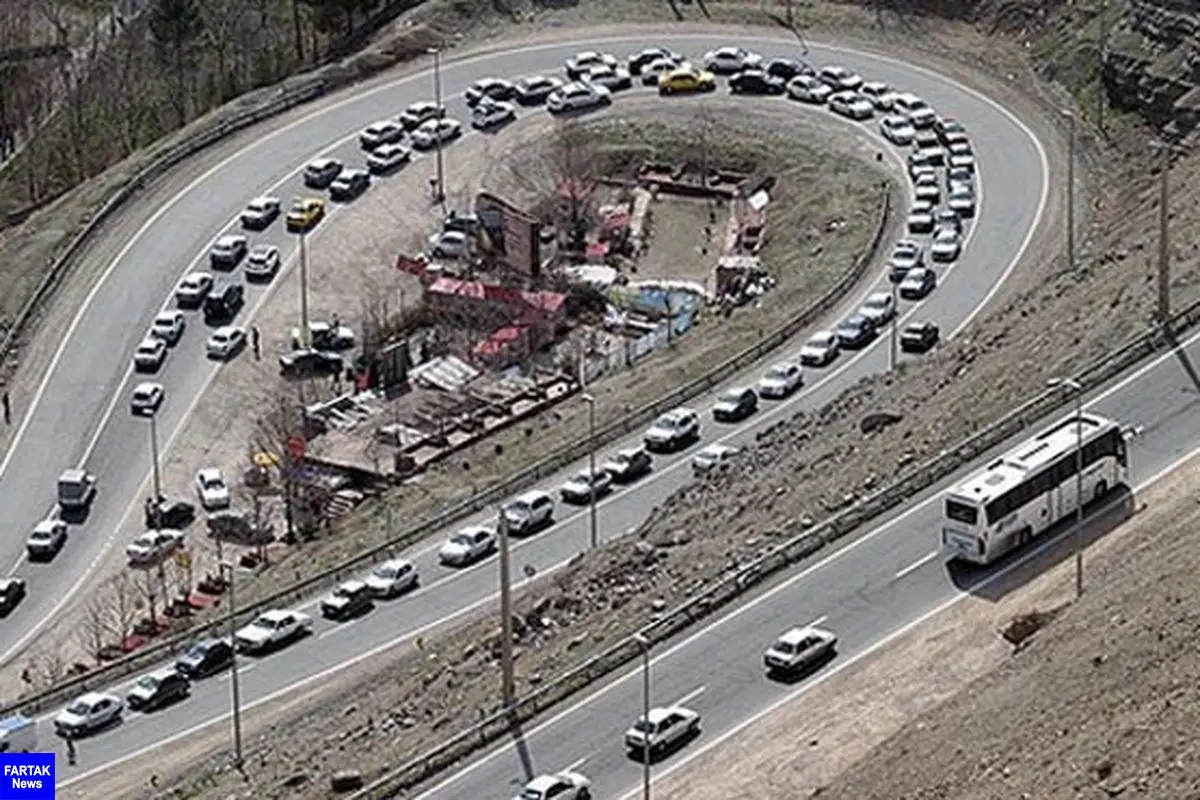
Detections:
54,692,123,738
763,625,838,675
829,90,874,120
640,56,683,85
559,468,613,504
643,407,700,452
411,118,463,149
880,114,916,145
209,234,248,269
359,119,405,150
174,271,214,309
244,244,281,281
547,81,612,112
513,74,564,104
888,239,924,283
786,74,832,103
398,100,443,129
195,467,230,510
858,291,896,327
438,525,496,566
930,226,963,262
502,490,555,535
657,65,716,95
133,337,167,373
757,361,803,399
0,578,25,615
149,310,185,345
948,183,976,217
729,68,785,95
175,638,234,678
693,443,741,475
914,172,940,203
565,50,618,79
206,325,246,360
935,208,964,234
585,64,633,91
907,199,935,234
234,609,313,653
465,77,516,105
601,446,653,483
936,116,968,145
836,314,875,349
285,197,326,232
364,559,418,597
203,281,245,324
512,772,593,800
303,157,342,188
899,267,937,300
126,668,190,711
291,320,357,351
765,57,812,80
279,348,343,378
900,320,940,352
627,46,682,75
320,580,374,620
818,64,863,91
125,529,185,565
702,46,762,74
471,99,517,129
624,705,701,756
240,195,281,230
799,330,840,367
711,386,758,422
130,381,165,416
859,80,896,109
366,142,412,174
329,168,370,201
144,497,195,529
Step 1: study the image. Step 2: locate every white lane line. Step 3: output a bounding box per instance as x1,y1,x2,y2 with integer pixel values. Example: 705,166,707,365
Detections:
318,621,360,640
564,756,588,773
894,550,939,580
219,663,257,681
806,615,828,628
672,686,707,708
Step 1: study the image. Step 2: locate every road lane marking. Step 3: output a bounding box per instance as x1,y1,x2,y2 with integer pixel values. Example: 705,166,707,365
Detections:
806,615,828,628
894,550,940,580
218,663,257,681
318,621,360,640
564,756,588,773
672,686,707,708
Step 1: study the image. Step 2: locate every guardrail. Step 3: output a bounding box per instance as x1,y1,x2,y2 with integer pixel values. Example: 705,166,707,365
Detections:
350,298,1200,798
0,184,893,720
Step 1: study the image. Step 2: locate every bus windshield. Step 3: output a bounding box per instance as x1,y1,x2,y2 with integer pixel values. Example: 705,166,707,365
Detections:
944,498,978,526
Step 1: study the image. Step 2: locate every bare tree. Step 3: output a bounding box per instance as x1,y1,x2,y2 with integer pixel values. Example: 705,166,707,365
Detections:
26,636,69,690
79,593,110,664
109,570,140,645
135,565,161,633
506,120,601,252
252,391,312,543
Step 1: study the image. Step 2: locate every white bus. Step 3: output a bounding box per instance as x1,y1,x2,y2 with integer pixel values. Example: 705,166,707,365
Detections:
942,412,1128,565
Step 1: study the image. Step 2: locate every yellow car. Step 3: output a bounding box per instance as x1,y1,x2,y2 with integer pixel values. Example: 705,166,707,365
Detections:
658,66,717,95
286,197,325,232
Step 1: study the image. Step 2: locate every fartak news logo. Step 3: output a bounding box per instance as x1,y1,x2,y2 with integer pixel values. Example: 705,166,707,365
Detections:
0,753,54,798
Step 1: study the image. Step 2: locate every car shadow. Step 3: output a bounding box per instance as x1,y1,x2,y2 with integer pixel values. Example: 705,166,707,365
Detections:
58,714,124,741
324,601,376,623
764,649,838,686
59,503,93,525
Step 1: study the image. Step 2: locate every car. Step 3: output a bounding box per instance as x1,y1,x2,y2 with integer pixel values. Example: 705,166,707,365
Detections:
291,320,357,351
602,446,653,483
366,141,412,174
859,291,896,327
829,91,874,120
935,208,964,234
209,234,248,269
729,68,785,95
438,525,497,566
364,558,419,597
799,330,840,367
195,467,230,510
329,168,370,201
125,529,185,565
398,100,443,129
888,239,924,282
640,56,683,85
143,497,196,529
900,320,941,352
149,310,185,345
836,313,875,349
914,172,940,204
54,692,123,738
411,117,463,149
26,519,66,561
234,609,313,653
584,65,632,93
559,468,613,504
240,195,281,230
948,183,976,217
936,116,968,145
880,114,916,145
133,337,167,372
892,92,930,116
657,65,717,95
757,361,803,399
359,119,405,150
205,325,246,359
303,157,343,188
909,106,938,130
945,165,973,189
285,196,326,232
627,46,682,75
624,705,701,756
899,267,938,300
174,638,233,678
126,668,190,711
244,244,281,281
786,74,832,104
817,64,863,91
546,81,612,112
859,80,896,110
502,490,555,535
513,74,564,105
711,386,758,422
766,57,812,81
279,348,344,378
0,577,26,615
692,442,741,475
465,76,516,105
471,99,517,129
931,226,963,262
175,271,214,308
130,381,165,416
428,229,470,260
763,625,838,675
57,468,96,510
320,580,374,620
512,771,593,800
565,50,618,79
908,148,943,176
912,128,940,151
203,280,244,324
907,199,935,234
643,407,700,452
702,46,762,74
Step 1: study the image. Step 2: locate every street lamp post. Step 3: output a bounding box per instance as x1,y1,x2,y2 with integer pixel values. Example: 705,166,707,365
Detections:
497,507,516,711
299,231,311,349
1048,377,1084,598
888,281,899,372
220,560,244,769
1150,140,1177,326
582,393,598,549
148,412,162,529
634,633,651,800
428,47,446,214
1062,110,1076,275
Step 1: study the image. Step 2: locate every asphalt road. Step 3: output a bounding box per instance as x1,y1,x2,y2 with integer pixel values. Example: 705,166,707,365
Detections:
0,32,1048,785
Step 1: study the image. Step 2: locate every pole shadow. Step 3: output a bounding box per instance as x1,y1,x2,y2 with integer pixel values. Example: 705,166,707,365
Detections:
1166,327,1200,396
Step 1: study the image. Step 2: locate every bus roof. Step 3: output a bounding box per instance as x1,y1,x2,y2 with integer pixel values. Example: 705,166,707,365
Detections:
948,413,1116,506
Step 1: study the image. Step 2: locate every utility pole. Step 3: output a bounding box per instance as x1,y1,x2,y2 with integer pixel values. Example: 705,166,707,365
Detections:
221,561,244,770
1157,148,1171,325
148,412,162,529
299,231,311,348
583,393,598,549
498,507,515,710
1097,0,1109,135
635,633,651,800
1063,110,1076,275
428,47,447,215
888,282,898,371
1048,377,1085,599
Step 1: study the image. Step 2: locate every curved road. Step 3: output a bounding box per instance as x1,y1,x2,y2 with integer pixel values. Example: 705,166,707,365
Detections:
0,32,1049,787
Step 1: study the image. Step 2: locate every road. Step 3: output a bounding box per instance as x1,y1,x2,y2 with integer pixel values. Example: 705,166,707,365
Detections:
3,31,1051,787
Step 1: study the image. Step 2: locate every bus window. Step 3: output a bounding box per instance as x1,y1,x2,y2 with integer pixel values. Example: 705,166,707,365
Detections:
944,499,978,525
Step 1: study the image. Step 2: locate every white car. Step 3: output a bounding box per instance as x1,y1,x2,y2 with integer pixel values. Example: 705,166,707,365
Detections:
130,381,164,416
234,609,313,653
513,772,593,800
175,271,214,308
899,267,937,300
624,705,701,755
880,114,916,145
930,226,963,262
428,229,470,259
410,118,462,149
909,106,938,129
799,330,839,367
149,310,185,345
126,529,185,565
26,519,67,560
366,142,412,174
206,325,246,359
364,559,419,597
398,100,443,129
913,171,940,203
786,74,832,103
359,119,405,150
907,199,935,233
209,234,248,268
889,239,924,280
945,165,973,190
643,407,700,452
703,46,762,74
438,525,496,566
565,50,618,79
829,91,874,120
240,195,280,229
471,99,517,129
859,80,896,109
465,77,516,105
692,443,741,475
133,337,167,372
949,150,976,173
858,291,896,326
502,490,555,535
303,156,343,188
245,244,281,281
54,692,123,738
817,64,863,91
195,467,230,510
546,81,612,113
763,625,838,674
948,183,976,217
757,361,803,398
559,468,613,504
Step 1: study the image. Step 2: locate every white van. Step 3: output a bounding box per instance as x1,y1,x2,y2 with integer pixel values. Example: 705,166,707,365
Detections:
0,715,37,753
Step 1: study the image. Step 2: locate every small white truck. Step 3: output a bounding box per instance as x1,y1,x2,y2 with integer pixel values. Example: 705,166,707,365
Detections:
0,715,37,752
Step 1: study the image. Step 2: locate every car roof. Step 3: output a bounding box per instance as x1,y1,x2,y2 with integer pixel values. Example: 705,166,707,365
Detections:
77,691,114,704
134,381,160,393
699,443,737,457
525,775,561,791
258,609,293,621
337,579,368,592
645,705,689,722
514,489,551,503
377,558,413,571
613,446,646,458
145,666,181,681
777,625,829,645
33,519,60,532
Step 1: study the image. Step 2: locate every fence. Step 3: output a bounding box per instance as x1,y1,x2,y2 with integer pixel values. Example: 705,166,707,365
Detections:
350,294,1200,800
585,307,699,382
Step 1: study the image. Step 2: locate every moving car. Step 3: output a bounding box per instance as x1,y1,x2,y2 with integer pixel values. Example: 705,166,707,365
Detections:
502,490,555,535
174,638,233,678
195,467,231,510
209,234,247,269
930,226,963,262
203,280,245,324
858,291,896,326
329,168,370,201
133,337,167,372
627,46,682,75
513,74,564,104
763,625,838,675
693,442,741,475
786,74,832,104
398,100,443,129
303,157,343,189
900,320,940,352
799,330,840,367
410,117,463,149
711,386,758,422
899,267,937,300
359,119,405,150
279,348,344,378
0,577,26,615
366,142,412,174
565,50,618,79
601,446,653,483
907,199,935,234
585,64,633,91
624,705,701,756
285,197,326,232
320,580,373,620
175,271,214,308
513,772,593,800
657,65,717,95
829,91,874,120
54,692,123,738
364,559,419,597
206,325,246,359
57,468,96,511
880,114,916,145
643,407,700,452
438,525,496,566
26,519,67,561
765,57,812,80
471,99,517,130
149,310,185,345
240,195,280,230
244,244,281,281
126,668,190,711
757,361,803,398
130,381,165,416
465,77,516,105
936,116,969,145
729,68,785,95
836,313,875,349
859,80,896,109
559,468,613,504
817,64,863,91
702,46,762,74
888,239,924,283
125,529,185,565
234,609,313,653
546,81,612,113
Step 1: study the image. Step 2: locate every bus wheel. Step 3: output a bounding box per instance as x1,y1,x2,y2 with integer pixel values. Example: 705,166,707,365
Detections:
1093,481,1108,502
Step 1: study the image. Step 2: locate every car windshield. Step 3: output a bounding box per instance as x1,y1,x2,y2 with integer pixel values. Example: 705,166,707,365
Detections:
202,475,222,488
184,644,208,660
374,565,399,580
720,389,745,403
29,531,50,542
250,617,278,630
866,296,888,309
773,640,797,654
65,701,91,715
136,675,160,691
449,534,474,547
766,365,791,379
